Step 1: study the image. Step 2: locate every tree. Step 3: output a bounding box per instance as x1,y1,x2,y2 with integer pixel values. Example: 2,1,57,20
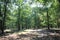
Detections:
0,2,3,34
0,0,11,34
17,6,20,30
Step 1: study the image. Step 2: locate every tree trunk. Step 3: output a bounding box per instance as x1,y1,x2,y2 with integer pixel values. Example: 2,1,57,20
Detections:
47,10,50,30
17,6,20,31
1,0,7,34
0,3,4,34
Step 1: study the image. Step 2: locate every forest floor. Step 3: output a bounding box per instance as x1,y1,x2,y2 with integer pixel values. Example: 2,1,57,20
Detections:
0,28,60,40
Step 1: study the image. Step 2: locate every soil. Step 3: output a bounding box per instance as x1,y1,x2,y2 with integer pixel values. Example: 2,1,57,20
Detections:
0,29,60,40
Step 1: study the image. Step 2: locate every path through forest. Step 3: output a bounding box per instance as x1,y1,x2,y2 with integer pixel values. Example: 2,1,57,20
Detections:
0,29,60,40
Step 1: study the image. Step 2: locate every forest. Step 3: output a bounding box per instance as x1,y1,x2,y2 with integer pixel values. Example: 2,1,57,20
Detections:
0,0,60,40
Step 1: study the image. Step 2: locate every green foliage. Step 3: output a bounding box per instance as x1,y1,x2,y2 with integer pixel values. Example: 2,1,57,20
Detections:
0,0,59,31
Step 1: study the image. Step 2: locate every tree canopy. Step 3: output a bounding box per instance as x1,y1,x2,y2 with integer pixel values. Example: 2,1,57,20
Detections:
0,0,60,33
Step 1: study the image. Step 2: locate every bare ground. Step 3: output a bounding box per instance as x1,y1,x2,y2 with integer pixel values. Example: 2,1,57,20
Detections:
0,29,60,40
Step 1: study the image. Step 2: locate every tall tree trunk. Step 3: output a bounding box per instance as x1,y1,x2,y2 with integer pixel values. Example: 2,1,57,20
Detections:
17,6,20,31
0,4,3,34
1,0,7,34
47,10,50,30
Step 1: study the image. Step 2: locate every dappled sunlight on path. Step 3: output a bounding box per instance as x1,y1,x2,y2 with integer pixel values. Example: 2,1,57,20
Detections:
0,29,60,40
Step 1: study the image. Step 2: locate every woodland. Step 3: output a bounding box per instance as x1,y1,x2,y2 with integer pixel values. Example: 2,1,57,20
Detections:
0,0,60,40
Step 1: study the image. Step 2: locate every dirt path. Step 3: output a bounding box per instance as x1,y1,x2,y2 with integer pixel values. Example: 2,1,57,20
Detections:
0,29,60,40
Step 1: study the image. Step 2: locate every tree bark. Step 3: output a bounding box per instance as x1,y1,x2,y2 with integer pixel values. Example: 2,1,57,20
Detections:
47,10,50,30
17,6,20,30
